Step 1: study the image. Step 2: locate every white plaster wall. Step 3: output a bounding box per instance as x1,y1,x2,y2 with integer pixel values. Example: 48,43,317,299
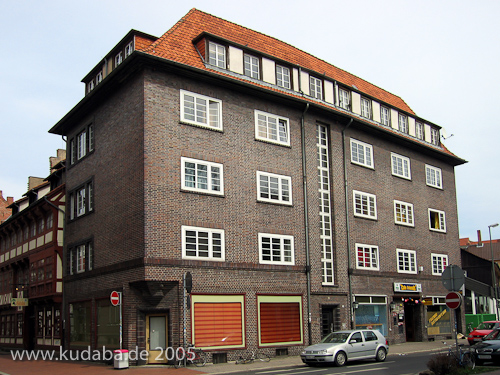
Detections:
228,46,243,75
408,117,416,137
300,71,310,95
292,68,299,92
424,124,432,143
351,92,361,115
324,81,334,104
391,109,399,130
372,101,381,123
261,57,276,85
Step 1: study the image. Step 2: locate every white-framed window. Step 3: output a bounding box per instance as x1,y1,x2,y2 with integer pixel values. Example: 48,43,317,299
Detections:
416,122,424,140
255,110,290,146
426,164,442,189
394,200,414,227
431,253,448,275
70,124,94,164
339,88,350,110
429,208,446,233
350,139,374,168
431,128,440,145
361,97,371,118
69,241,93,275
77,131,87,160
96,71,103,84
398,113,408,133
115,51,123,67
391,152,411,180
380,106,390,126
70,180,94,220
310,76,323,100
276,65,290,89
88,79,95,93
181,157,224,195
180,90,222,130
124,41,134,58
244,54,259,79
258,233,294,265
182,226,225,261
208,41,226,68
397,249,417,274
76,188,86,217
353,190,377,220
76,245,86,273
257,171,292,205
356,244,379,270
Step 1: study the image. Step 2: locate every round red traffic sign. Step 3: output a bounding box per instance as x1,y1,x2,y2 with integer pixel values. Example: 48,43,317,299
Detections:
445,291,462,309
110,291,121,306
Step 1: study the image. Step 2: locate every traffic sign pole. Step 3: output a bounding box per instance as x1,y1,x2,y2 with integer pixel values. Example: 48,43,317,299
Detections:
110,291,123,349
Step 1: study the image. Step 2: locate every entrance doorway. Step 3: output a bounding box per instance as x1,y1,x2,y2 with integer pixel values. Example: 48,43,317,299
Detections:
321,305,340,339
146,314,168,364
404,301,420,342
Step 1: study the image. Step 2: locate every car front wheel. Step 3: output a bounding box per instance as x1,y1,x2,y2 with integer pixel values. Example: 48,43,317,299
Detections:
334,351,347,366
375,347,387,362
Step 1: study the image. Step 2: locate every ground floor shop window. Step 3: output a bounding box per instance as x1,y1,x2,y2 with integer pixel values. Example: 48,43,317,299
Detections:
97,298,120,348
192,295,244,349
69,301,91,347
37,305,62,346
426,297,451,335
257,295,303,346
354,296,388,336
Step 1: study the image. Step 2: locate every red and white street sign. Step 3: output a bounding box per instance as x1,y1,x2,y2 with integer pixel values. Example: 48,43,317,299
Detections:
110,291,121,306
445,291,462,309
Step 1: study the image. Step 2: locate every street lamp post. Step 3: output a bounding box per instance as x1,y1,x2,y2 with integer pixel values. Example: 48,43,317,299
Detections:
489,223,499,319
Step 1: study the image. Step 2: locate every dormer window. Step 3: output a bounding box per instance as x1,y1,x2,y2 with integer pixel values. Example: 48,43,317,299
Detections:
361,97,371,119
96,71,103,84
88,79,95,93
398,113,408,133
431,128,440,145
115,51,123,67
310,76,322,100
276,65,290,89
416,122,424,140
124,41,134,58
208,42,226,69
244,53,259,79
380,106,390,126
339,88,350,110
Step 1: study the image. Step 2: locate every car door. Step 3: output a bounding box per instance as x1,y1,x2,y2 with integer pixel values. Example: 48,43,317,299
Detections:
361,331,379,358
346,331,365,359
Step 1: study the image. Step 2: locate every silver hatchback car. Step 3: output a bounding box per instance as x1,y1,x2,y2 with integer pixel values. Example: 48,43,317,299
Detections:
301,329,389,366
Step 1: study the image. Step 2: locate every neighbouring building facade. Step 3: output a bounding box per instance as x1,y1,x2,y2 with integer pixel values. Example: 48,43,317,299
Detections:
0,192,14,223
0,150,66,350
47,9,465,363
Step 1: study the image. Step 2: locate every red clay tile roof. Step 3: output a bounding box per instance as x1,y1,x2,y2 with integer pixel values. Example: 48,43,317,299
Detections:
140,8,415,115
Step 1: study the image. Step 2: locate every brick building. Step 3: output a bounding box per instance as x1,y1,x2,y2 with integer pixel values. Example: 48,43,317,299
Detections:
0,192,14,223
48,9,465,362
0,150,65,350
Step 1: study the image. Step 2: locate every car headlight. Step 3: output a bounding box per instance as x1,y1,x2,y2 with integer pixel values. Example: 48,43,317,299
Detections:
319,350,328,354
301,351,306,355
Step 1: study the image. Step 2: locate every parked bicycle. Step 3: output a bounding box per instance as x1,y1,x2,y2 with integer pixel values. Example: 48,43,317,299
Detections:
446,342,475,369
174,345,207,368
235,350,271,364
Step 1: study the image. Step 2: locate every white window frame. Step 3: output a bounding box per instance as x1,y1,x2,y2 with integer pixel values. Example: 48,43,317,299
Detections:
394,200,414,227
431,128,440,145
353,190,377,220
115,51,123,67
391,152,411,180
397,248,417,274
426,164,443,189
244,53,259,79
180,90,222,130
182,226,225,261
310,76,323,100
350,139,374,169
208,41,226,68
360,97,371,119
76,187,86,217
339,88,350,110
380,106,390,126
124,41,134,58
77,130,87,160
356,243,379,270
258,233,295,265
429,208,446,233
276,65,290,89
181,157,224,195
257,171,292,205
76,245,86,274
96,71,103,84
416,122,424,140
398,113,408,133
431,253,448,275
254,110,290,146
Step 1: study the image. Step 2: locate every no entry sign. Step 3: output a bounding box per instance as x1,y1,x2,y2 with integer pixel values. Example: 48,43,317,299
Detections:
110,291,121,306
445,291,462,309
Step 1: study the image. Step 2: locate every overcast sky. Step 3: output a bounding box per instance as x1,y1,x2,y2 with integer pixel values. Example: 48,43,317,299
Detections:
1,0,498,241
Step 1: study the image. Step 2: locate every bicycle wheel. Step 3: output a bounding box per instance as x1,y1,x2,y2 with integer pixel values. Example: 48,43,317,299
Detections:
462,352,475,369
193,351,207,367
256,352,271,362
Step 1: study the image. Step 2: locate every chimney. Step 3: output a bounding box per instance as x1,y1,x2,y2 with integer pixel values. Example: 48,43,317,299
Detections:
7,197,14,205
477,230,482,245
27,176,44,191
49,149,67,170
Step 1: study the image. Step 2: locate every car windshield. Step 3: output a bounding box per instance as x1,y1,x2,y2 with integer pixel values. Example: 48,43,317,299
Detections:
321,332,351,343
484,329,500,340
477,322,498,330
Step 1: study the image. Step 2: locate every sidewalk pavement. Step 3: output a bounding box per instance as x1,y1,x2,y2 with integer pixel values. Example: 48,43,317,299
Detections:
1,339,500,375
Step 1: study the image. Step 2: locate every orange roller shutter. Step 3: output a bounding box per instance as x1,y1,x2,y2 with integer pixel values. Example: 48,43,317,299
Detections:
260,302,301,344
194,302,242,347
